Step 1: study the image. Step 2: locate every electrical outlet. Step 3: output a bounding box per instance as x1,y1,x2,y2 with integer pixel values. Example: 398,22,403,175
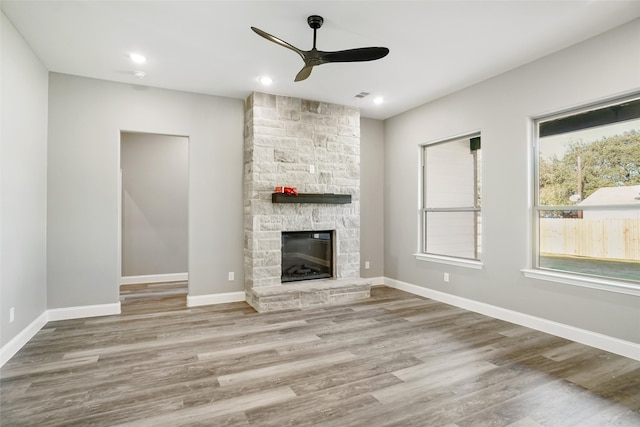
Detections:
444,272,450,283
9,307,15,323
228,272,235,281
365,261,370,269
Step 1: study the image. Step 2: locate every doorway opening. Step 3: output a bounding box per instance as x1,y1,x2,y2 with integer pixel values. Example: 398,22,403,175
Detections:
119,132,189,312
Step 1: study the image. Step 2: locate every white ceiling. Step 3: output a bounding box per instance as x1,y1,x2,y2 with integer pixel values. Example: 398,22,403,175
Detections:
3,1,639,119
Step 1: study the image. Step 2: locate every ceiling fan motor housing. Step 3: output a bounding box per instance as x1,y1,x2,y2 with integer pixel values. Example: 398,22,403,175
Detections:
307,15,324,29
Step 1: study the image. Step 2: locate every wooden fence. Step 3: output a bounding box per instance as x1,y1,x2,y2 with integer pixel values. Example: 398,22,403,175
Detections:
540,218,640,261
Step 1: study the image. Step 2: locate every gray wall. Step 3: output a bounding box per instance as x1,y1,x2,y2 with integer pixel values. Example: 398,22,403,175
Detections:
360,118,385,278
384,19,640,343
121,133,189,277
47,74,245,308
7,7,633,354
1,12,49,347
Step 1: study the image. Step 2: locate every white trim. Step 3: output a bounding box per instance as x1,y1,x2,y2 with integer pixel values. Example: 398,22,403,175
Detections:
187,291,246,307
47,302,122,322
522,269,640,297
0,311,48,367
419,129,483,149
533,91,640,123
414,253,483,269
120,273,188,285
366,276,386,286
384,277,640,362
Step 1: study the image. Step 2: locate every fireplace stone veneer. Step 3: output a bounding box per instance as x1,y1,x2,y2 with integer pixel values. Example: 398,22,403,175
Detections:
244,92,370,312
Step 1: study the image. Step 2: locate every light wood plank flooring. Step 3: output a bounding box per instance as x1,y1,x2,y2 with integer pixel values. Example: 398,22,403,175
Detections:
1,283,639,426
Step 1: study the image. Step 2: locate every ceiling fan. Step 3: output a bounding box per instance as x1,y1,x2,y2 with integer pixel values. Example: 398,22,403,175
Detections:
251,15,389,82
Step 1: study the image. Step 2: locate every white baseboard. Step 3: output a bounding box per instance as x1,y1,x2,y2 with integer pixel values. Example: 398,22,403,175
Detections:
367,276,386,286
0,311,48,367
384,277,640,362
187,291,246,307
47,302,121,322
121,273,188,285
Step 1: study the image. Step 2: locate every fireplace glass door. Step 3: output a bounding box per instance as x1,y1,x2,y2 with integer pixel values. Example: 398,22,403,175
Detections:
281,231,333,283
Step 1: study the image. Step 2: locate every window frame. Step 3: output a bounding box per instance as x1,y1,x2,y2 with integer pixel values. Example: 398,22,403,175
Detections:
524,93,640,296
415,131,483,269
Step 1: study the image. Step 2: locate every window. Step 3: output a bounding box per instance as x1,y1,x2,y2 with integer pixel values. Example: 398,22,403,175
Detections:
533,95,640,285
419,133,482,264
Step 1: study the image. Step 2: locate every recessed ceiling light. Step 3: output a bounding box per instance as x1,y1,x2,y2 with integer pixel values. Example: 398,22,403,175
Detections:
259,76,273,86
133,71,146,79
130,53,146,64
373,97,384,105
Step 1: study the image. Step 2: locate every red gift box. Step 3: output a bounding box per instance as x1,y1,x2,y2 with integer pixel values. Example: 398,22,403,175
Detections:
275,186,298,196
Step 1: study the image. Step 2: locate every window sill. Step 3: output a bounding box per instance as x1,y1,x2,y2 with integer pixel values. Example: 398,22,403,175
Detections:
414,253,483,270
521,269,640,296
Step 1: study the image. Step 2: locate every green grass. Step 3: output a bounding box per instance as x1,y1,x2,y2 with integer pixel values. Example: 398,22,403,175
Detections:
539,255,640,282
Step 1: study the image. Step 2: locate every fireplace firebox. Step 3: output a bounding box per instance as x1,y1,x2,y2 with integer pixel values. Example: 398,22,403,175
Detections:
281,231,334,283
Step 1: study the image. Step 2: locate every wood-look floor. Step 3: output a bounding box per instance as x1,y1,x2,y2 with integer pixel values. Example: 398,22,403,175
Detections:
1,283,639,426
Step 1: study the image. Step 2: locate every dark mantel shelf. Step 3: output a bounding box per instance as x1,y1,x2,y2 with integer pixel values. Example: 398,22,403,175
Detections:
272,193,352,204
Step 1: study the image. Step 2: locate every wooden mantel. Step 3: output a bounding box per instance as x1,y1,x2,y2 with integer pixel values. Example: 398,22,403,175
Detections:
271,193,352,204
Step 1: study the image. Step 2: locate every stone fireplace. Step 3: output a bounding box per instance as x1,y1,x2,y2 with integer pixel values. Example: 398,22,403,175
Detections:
243,92,371,312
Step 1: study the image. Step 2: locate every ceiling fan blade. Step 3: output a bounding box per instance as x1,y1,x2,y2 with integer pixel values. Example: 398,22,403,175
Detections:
251,26,305,60
294,65,313,82
320,47,389,63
